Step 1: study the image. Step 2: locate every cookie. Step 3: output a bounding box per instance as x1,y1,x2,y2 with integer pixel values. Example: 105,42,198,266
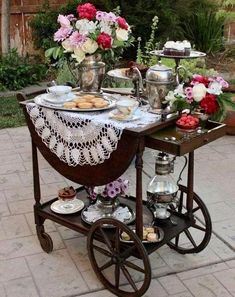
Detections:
94,101,109,108
63,102,76,109
77,102,93,109
73,97,88,103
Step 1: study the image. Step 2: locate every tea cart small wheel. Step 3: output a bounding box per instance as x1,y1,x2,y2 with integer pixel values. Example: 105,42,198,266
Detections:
36,225,53,253
168,184,212,254
87,218,151,297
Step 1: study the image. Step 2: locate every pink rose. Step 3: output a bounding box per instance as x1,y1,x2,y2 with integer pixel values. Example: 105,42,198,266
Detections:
117,17,128,30
97,32,112,49
77,3,97,20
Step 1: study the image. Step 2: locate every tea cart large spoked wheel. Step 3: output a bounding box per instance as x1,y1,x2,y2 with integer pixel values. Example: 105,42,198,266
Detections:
168,184,212,254
87,218,151,297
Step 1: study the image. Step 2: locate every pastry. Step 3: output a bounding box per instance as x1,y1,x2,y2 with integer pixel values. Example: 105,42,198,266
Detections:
121,232,130,241
142,229,148,240
94,100,108,108
63,101,76,109
76,102,93,109
147,232,157,242
163,40,191,56
145,227,155,233
73,98,88,103
58,186,76,201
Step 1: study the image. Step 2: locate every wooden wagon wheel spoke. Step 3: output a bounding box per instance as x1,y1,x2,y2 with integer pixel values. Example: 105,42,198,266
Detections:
99,226,114,252
115,264,120,288
168,184,212,254
87,218,151,297
123,260,145,273
100,259,113,271
184,229,197,248
92,244,112,257
192,206,200,213
175,234,180,248
121,264,138,292
192,223,206,232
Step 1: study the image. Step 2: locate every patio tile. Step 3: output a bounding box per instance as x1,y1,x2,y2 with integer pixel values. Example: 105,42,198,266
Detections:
213,268,235,296
25,212,56,235
226,260,235,268
0,173,23,190
39,168,66,184
0,284,6,297
158,274,187,295
0,232,62,260
4,186,34,202
0,163,25,175
207,235,235,261
26,249,88,297
0,203,10,217
0,191,6,203
206,202,235,223
183,274,232,297
3,277,39,297
213,218,235,249
0,258,30,282
0,214,32,240
168,292,193,297
0,154,22,165
8,199,34,215
177,262,229,280
78,291,115,297
57,225,80,240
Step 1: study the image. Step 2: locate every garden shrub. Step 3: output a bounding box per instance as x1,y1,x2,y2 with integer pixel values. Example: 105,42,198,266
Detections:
0,49,47,91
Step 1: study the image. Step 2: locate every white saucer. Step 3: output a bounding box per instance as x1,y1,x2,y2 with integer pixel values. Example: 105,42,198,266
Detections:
109,110,140,121
42,93,76,104
50,199,84,214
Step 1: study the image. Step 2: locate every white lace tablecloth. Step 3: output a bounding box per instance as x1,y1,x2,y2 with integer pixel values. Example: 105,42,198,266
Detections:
26,102,160,166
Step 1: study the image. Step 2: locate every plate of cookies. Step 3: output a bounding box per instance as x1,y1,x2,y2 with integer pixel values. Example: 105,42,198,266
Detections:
34,93,116,112
120,225,164,243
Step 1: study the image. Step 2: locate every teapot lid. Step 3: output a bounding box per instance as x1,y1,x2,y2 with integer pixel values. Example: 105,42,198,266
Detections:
149,62,172,72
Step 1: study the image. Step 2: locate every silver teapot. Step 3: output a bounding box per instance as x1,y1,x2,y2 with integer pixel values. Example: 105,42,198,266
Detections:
145,62,175,110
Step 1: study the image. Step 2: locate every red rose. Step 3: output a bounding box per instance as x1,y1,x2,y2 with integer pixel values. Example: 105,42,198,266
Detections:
191,74,210,87
117,17,128,30
77,3,97,20
97,32,112,49
200,93,219,114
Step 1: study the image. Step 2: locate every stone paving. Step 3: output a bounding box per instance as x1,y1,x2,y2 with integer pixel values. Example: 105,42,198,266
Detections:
0,126,234,297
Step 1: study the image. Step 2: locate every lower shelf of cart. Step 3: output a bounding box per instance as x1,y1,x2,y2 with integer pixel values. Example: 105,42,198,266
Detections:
37,188,192,254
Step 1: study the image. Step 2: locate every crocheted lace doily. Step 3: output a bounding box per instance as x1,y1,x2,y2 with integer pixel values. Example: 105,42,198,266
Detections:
26,103,160,166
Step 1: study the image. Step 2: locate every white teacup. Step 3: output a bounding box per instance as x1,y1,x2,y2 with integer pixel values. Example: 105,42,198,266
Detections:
116,98,139,117
47,85,72,98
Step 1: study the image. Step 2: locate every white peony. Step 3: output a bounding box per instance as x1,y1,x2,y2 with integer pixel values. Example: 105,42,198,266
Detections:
81,38,98,54
192,83,207,102
116,28,129,41
62,39,74,52
71,48,85,63
75,19,96,35
99,20,112,35
207,81,223,95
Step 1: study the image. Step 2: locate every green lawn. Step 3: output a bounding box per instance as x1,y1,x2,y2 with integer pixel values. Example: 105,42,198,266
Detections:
0,96,25,129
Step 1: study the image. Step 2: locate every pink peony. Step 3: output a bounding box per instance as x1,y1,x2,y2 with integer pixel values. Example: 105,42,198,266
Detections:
54,27,72,42
117,17,128,30
77,3,97,20
69,31,86,47
97,32,112,49
57,14,71,28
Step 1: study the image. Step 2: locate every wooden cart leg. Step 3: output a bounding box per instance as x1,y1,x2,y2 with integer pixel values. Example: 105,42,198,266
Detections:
135,138,145,240
32,140,53,253
186,152,194,219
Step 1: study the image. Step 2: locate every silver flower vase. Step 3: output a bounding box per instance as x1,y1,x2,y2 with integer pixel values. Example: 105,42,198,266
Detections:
78,54,105,93
96,195,120,217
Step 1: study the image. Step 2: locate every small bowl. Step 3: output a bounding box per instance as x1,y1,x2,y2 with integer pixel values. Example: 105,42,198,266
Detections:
58,187,76,202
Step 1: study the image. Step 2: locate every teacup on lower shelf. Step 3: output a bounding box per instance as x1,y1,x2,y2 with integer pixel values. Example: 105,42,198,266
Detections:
116,98,139,118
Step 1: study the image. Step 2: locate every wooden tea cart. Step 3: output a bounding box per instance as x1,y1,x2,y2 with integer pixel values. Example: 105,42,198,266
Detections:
17,91,226,297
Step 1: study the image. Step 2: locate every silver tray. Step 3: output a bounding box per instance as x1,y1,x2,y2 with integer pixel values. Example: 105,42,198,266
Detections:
81,203,136,228
107,68,132,81
150,50,206,59
34,92,116,112
120,226,164,244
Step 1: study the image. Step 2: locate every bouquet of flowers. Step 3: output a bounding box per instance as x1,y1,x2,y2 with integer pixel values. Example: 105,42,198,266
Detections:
51,2,133,64
164,74,233,121
87,178,129,201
